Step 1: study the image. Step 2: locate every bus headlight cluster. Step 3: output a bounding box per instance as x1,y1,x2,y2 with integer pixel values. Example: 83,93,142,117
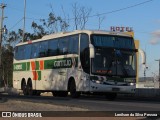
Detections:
91,80,103,84
128,83,135,86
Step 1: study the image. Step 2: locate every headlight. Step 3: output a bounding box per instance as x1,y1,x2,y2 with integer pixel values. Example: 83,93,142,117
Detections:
91,80,103,84
95,80,103,84
129,83,135,86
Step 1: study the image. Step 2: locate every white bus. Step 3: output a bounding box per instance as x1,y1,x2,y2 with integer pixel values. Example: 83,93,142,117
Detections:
13,30,137,100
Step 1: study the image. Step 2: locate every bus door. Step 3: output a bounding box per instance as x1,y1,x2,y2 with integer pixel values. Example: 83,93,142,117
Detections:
80,34,90,91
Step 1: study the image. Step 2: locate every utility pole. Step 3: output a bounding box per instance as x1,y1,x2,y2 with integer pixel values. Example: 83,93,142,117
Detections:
22,0,26,42
0,3,6,87
155,59,160,88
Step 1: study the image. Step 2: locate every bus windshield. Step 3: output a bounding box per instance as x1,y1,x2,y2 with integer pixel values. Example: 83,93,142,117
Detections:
91,34,134,49
91,34,136,77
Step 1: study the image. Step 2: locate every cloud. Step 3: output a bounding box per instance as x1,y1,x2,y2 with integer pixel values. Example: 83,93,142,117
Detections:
149,30,160,45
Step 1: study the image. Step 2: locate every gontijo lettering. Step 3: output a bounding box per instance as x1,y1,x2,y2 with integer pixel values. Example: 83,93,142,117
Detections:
14,64,22,70
54,59,71,67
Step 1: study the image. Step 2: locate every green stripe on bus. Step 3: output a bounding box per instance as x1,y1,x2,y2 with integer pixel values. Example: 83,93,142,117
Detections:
27,62,30,70
13,63,26,71
36,61,39,70
13,57,78,71
37,71,41,80
44,57,78,69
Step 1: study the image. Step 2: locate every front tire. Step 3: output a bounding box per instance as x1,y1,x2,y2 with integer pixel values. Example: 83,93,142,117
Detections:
69,80,80,98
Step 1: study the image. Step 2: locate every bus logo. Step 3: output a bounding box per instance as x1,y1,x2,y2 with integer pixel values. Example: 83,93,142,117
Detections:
14,64,22,70
54,59,72,68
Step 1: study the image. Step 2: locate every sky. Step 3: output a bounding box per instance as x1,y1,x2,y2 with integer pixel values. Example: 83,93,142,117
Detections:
1,0,160,77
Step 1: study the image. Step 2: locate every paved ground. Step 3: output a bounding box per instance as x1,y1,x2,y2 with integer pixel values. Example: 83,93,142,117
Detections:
0,99,146,120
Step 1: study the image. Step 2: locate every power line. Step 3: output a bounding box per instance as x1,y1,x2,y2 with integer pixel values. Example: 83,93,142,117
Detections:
9,18,23,30
87,0,154,19
8,0,154,31
9,0,154,22
7,4,47,18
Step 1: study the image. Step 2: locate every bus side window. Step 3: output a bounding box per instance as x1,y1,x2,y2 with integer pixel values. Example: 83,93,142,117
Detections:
18,45,25,60
48,39,58,56
31,43,39,58
14,47,19,60
39,41,48,57
24,44,31,59
59,37,68,55
80,34,90,73
68,35,79,54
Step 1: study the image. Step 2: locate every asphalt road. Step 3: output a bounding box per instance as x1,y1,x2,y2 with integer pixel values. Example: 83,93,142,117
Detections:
1,94,160,111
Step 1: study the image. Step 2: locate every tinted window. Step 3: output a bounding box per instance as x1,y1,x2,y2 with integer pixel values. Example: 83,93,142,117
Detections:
68,35,79,54
116,37,134,49
39,41,48,57
80,34,90,73
14,47,18,60
92,35,114,47
91,35,134,49
59,37,68,55
31,43,39,58
48,39,58,56
24,44,31,59
18,45,25,60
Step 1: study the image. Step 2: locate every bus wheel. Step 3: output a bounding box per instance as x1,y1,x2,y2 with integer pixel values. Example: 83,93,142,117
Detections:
69,80,80,98
105,93,117,101
27,80,33,96
22,81,28,95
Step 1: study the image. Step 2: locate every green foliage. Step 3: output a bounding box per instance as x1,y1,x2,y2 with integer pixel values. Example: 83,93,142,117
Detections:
1,47,13,87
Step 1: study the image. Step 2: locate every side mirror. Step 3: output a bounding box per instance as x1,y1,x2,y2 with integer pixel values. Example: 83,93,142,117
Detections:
89,44,95,58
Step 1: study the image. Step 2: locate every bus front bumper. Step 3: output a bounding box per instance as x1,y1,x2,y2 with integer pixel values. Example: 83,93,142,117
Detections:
90,81,136,94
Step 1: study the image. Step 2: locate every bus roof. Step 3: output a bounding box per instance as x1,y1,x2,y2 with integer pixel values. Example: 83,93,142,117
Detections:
16,30,132,46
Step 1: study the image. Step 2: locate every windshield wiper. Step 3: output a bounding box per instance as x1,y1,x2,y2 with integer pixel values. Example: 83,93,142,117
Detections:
115,50,129,77
105,49,116,76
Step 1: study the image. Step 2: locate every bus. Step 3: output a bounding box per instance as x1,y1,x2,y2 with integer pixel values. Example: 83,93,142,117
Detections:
13,30,137,100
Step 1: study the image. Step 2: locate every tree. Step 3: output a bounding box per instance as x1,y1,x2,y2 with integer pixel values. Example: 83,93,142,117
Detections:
79,6,92,30
72,3,92,30
1,46,13,87
31,12,69,39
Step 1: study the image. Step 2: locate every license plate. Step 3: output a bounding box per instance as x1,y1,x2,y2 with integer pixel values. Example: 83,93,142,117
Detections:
112,88,120,92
